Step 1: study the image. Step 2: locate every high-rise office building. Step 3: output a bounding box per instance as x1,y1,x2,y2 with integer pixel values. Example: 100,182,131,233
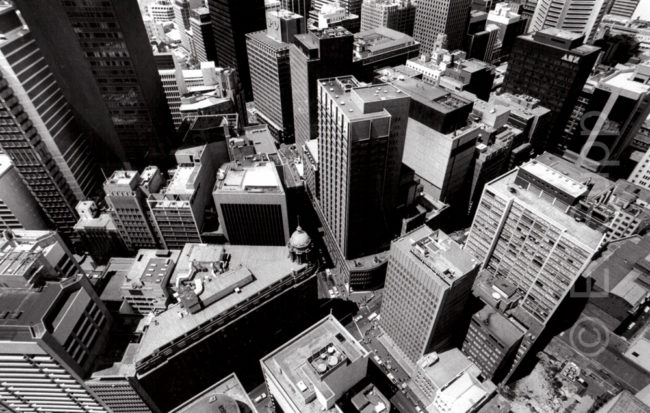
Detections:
0,276,113,412
390,78,479,210
0,229,84,282
208,0,267,100
609,0,640,18
104,168,165,251
485,3,527,64
630,147,650,189
564,63,650,172
148,145,220,249
149,0,175,22
360,0,417,34
74,201,127,265
352,27,420,81
190,7,218,63
0,5,101,201
530,0,610,41
317,76,410,260
413,0,472,52
290,27,354,147
15,0,176,169
173,0,203,52
379,226,479,372
465,159,605,325
462,305,525,382
213,161,290,246
247,10,303,143
503,29,599,154
0,155,49,231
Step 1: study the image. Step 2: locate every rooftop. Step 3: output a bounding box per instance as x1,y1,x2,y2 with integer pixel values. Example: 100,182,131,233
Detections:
488,168,605,250
520,160,589,198
473,305,525,347
261,315,369,413
170,373,257,413
535,153,615,198
318,76,409,122
104,170,139,191
214,162,284,194
353,27,418,60
135,244,306,363
395,226,479,284
123,249,180,291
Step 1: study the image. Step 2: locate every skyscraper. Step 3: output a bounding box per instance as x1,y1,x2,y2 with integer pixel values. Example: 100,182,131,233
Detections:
0,155,50,231
0,5,106,240
609,0,640,18
0,276,113,412
317,76,410,259
503,29,599,153
380,226,479,372
15,0,176,169
413,0,472,52
564,63,650,172
208,0,267,100
464,159,605,325
530,0,610,41
360,0,417,35
190,7,218,63
173,0,203,53
104,168,165,251
290,27,354,147
246,10,304,143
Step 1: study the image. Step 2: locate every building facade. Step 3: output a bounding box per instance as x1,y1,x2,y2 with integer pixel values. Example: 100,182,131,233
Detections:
503,29,600,154
360,0,417,35
15,0,176,169
413,0,472,52
317,76,409,260
380,226,479,372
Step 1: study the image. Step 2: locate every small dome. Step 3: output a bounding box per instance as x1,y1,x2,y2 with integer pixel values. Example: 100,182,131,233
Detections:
289,226,311,249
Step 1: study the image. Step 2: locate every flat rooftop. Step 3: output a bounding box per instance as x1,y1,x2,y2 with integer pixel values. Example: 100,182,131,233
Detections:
395,226,479,284
604,70,650,97
124,249,180,288
488,169,605,250
392,77,471,112
534,152,615,198
353,27,417,60
473,305,525,347
520,160,589,198
135,244,306,363
170,373,257,413
261,315,368,413
214,162,283,193
318,76,409,122
104,170,139,190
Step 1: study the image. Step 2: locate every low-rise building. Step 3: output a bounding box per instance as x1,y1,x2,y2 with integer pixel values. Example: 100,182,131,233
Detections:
260,315,370,412
412,349,496,413
121,249,180,314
